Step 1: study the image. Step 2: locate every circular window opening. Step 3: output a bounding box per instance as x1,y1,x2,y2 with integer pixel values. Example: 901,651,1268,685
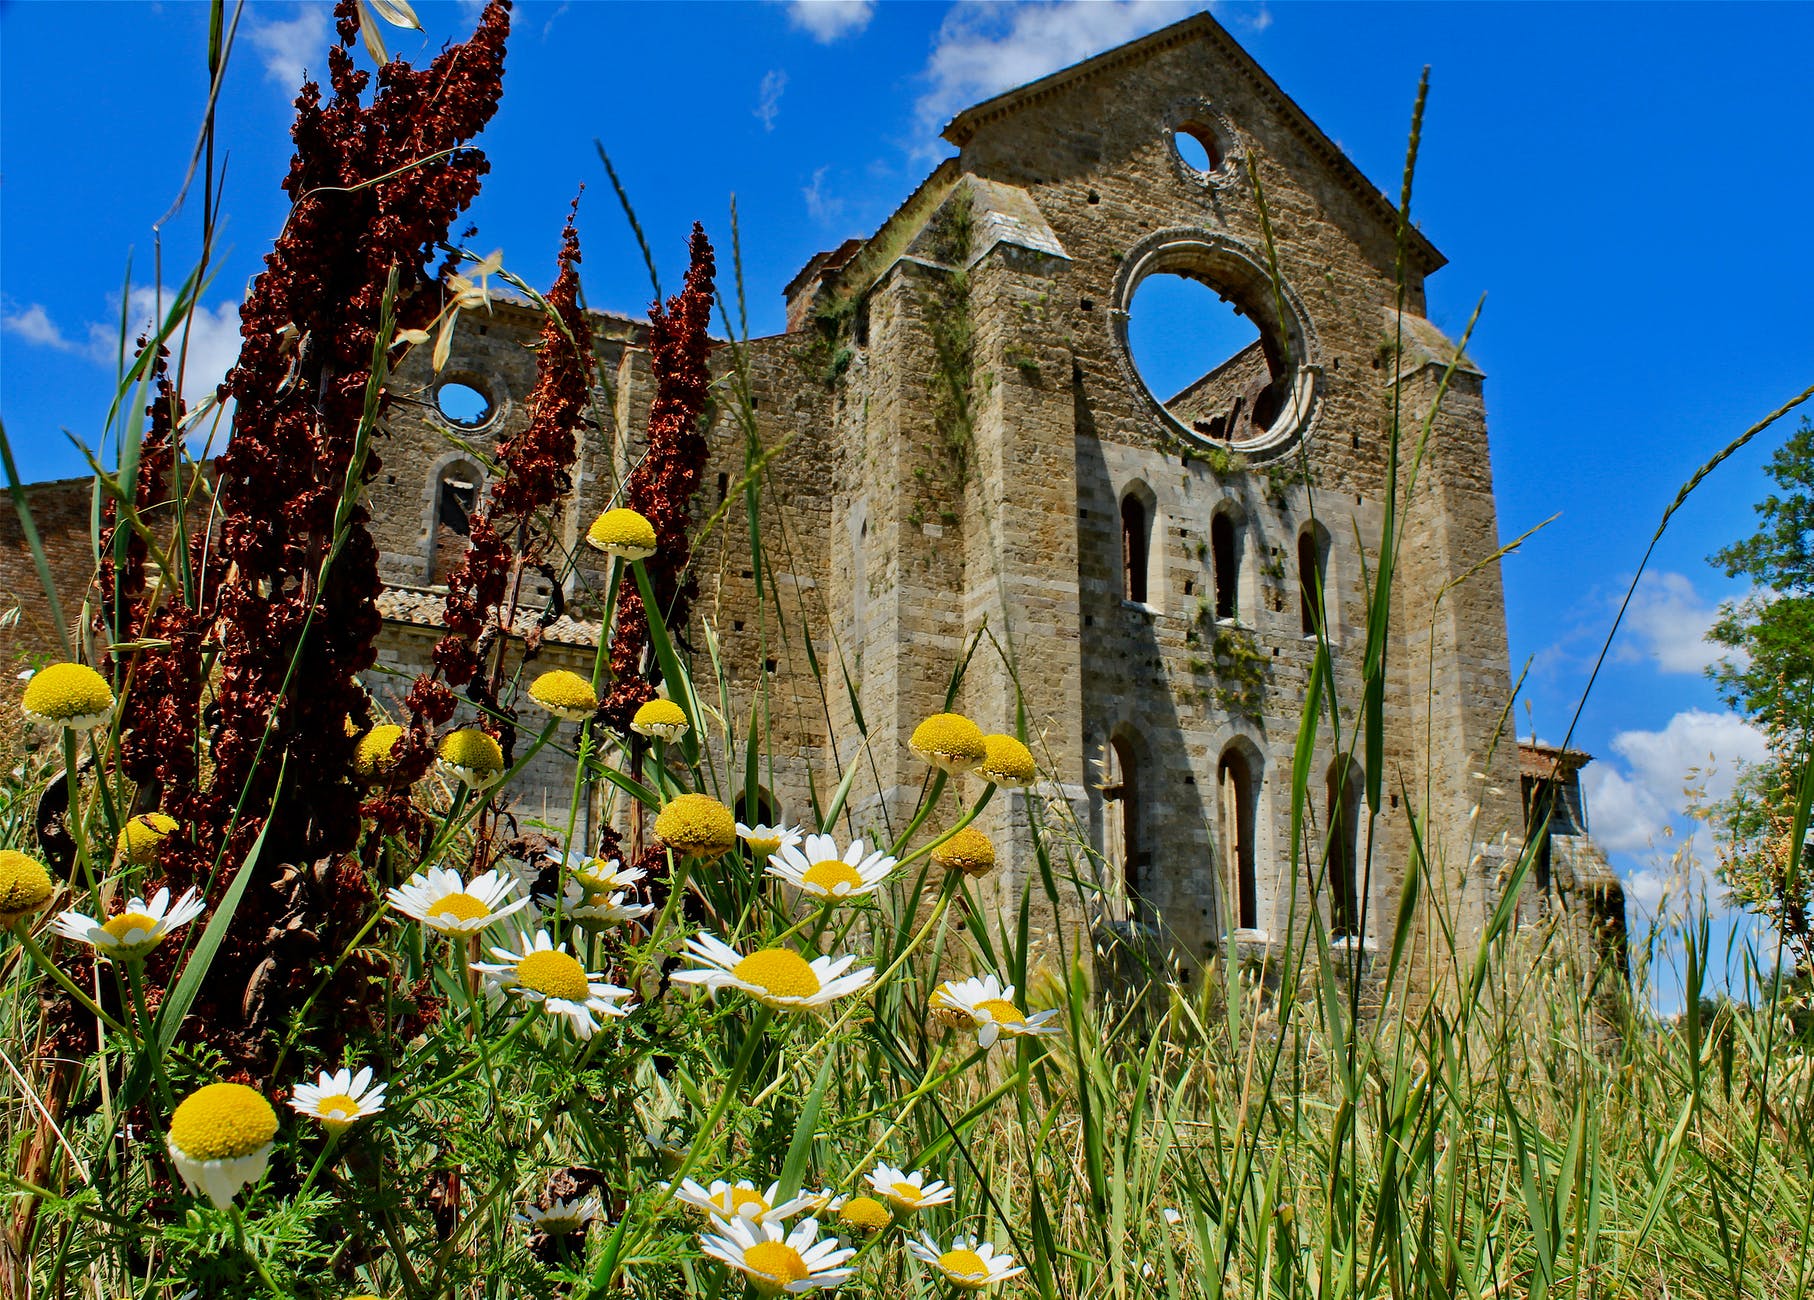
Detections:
436,380,493,428
1173,124,1223,174
1127,273,1290,443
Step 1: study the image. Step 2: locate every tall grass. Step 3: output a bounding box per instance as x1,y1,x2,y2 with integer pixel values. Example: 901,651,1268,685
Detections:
2,15,1812,1300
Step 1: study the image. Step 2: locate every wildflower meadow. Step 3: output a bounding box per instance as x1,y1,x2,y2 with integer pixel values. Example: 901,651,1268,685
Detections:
1,3,1811,1299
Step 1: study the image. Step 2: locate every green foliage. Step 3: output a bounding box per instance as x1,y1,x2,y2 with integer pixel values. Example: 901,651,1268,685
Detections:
1210,625,1268,716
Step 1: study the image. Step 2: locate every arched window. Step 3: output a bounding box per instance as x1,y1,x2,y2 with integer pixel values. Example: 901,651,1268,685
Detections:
1217,746,1258,931
1297,525,1327,637
429,461,482,585
1211,511,1239,622
734,787,779,830
1326,757,1362,939
1103,735,1141,905
1121,494,1151,604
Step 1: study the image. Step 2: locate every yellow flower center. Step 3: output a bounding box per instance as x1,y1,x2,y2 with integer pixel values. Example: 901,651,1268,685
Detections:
837,1195,891,1230
940,1248,989,1280
313,1093,361,1122
743,1241,809,1290
892,1181,927,1205
800,859,863,893
726,1187,770,1216
515,949,591,1001
975,998,1025,1025
428,892,489,923
0,851,52,915
746,835,783,856
168,1082,278,1161
731,949,820,999
103,912,159,942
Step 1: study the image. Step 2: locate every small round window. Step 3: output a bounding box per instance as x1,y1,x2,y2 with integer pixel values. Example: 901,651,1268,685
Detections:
436,380,494,428
1173,123,1225,175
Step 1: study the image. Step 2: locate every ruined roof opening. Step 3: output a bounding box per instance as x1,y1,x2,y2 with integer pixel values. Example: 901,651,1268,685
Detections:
1172,122,1224,174
1111,230,1320,458
435,379,494,429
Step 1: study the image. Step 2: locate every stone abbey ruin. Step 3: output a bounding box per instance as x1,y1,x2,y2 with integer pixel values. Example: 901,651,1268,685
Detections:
2,13,1624,990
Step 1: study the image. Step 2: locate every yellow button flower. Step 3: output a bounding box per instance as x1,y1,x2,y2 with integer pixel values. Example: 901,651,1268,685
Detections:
586,507,658,561
0,850,54,923
631,697,689,741
931,826,995,877
353,724,406,782
976,734,1036,787
117,811,180,866
528,670,599,722
21,663,115,731
653,794,738,859
909,712,987,774
436,727,505,788
167,1082,279,1209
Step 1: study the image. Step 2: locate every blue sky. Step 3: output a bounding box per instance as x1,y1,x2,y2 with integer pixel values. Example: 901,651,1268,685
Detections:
3,1,1811,997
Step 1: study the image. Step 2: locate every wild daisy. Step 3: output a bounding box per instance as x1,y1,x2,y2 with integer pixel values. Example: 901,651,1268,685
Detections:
387,866,530,936
908,711,987,774
287,1066,386,1133
566,854,646,893
21,662,115,731
0,850,54,924
765,833,896,901
672,934,873,1012
630,697,689,740
653,793,738,859
473,930,635,1038
736,821,804,858
527,670,599,722
352,724,407,782
53,887,204,961
699,1215,856,1295
436,727,505,788
976,733,1037,787
117,811,179,866
672,1178,820,1225
517,1195,602,1236
908,1234,1025,1291
830,1194,892,1233
928,974,1061,1049
542,879,654,930
166,1082,279,1210
586,506,657,560
867,1163,955,1212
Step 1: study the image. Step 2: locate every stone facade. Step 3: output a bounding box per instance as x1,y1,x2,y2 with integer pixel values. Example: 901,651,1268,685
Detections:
3,14,1624,990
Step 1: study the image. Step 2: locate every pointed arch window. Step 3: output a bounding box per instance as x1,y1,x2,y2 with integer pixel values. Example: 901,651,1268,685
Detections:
430,462,482,585
1327,757,1362,940
1211,511,1239,622
1298,525,1329,637
1121,494,1151,604
1103,735,1142,906
1217,746,1258,931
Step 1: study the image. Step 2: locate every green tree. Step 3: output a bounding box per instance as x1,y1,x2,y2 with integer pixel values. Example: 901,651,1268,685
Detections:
1706,416,1813,967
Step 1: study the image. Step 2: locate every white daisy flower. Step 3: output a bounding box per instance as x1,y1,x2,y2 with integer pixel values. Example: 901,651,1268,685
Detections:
736,822,804,858
287,1066,386,1133
866,1162,955,1212
671,934,873,1012
540,879,654,930
560,852,647,894
928,974,1063,1050
699,1215,856,1295
671,1177,820,1225
473,930,636,1038
53,887,204,961
386,866,530,936
643,1125,688,1172
909,1234,1025,1291
166,1083,278,1210
517,1194,602,1236
765,833,896,901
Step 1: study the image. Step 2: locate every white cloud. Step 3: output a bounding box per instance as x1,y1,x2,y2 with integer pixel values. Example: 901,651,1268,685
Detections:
2,304,83,352
915,0,1202,143
803,165,845,225
786,0,874,43
1583,707,1768,864
1617,570,1739,675
756,69,788,132
6,290,242,414
249,3,331,90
